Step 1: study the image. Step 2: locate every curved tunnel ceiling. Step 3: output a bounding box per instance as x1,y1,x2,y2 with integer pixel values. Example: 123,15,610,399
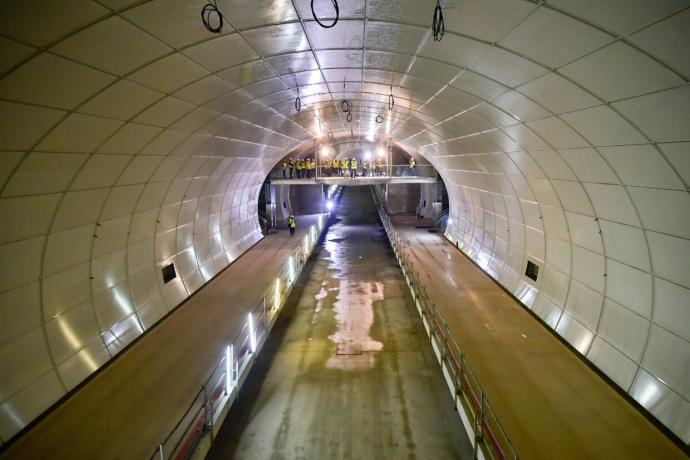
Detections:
0,0,689,446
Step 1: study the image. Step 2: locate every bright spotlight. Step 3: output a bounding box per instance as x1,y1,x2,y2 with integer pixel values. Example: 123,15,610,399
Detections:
320,146,330,156
364,151,372,161
326,200,334,211
447,217,453,225
376,147,385,157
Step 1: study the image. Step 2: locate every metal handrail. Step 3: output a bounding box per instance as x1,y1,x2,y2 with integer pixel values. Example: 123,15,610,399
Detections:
269,164,437,180
371,188,519,460
149,211,332,460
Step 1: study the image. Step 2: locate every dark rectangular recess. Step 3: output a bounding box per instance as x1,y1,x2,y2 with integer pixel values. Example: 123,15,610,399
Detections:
162,263,177,284
525,260,539,282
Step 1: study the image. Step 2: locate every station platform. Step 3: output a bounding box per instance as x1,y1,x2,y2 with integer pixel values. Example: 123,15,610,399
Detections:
0,215,323,460
386,214,687,460
271,176,437,186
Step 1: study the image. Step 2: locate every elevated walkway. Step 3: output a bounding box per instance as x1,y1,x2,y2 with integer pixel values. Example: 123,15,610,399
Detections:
271,176,437,186
1,215,326,460
381,213,687,460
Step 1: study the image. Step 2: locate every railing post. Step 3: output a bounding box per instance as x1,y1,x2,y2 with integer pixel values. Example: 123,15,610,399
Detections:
158,444,165,460
474,390,485,459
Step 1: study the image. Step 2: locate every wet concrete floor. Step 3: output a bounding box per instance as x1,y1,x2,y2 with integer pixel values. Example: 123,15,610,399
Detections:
207,187,472,460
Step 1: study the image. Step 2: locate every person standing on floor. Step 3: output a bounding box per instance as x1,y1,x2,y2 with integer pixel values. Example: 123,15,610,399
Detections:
408,156,416,176
281,159,288,178
288,214,296,236
342,157,349,177
350,157,358,178
288,158,294,178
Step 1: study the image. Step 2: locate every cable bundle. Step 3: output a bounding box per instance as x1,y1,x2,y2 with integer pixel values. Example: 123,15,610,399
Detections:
340,99,352,113
432,0,445,42
311,0,340,28
201,0,224,33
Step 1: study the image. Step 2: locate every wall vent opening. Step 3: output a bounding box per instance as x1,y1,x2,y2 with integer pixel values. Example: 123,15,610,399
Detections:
162,263,177,284
525,260,539,282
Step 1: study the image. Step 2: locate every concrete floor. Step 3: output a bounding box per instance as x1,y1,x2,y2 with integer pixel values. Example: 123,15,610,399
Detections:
208,187,472,460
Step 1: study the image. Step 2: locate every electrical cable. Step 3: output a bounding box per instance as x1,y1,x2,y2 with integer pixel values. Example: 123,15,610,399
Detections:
294,75,302,112
346,112,352,123
201,0,224,33
295,91,301,112
432,0,445,42
311,0,340,29
340,99,352,113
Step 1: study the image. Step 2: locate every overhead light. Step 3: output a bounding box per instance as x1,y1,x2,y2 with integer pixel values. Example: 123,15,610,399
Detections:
320,146,330,156
364,151,372,161
376,146,385,157
326,200,334,211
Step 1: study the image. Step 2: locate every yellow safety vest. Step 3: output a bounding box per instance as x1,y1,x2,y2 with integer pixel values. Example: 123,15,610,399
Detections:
342,159,349,168
351,159,358,168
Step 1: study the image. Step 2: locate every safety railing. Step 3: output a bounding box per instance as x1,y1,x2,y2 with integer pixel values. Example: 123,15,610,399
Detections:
371,188,519,460
149,212,331,460
268,164,437,181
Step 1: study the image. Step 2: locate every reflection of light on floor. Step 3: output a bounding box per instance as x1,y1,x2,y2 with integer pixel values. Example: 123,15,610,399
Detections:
321,216,387,370
313,285,328,315
326,280,384,371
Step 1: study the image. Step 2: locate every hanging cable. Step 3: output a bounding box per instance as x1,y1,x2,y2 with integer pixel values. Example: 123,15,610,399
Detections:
340,99,352,113
346,112,352,123
311,0,340,28
432,0,445,42
294,75,302,112
295,89,301,112
201,0,224,33
340,79,351,113
388,85,395,110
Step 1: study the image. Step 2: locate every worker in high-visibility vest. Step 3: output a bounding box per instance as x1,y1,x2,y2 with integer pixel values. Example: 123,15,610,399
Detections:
341,158,349,177
288,158,295,178
334,159,341,176
281,159,288,178
295,159,303,178
287,214,296,236
308,158,316,179
350,157,358,179
326,158,333,176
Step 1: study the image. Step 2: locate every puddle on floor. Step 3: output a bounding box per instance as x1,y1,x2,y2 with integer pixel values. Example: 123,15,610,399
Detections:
317,219,385,371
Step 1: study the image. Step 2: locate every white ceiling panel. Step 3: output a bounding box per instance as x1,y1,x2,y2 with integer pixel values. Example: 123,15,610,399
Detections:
242,23,309,56
52,16,172,76
500,7,613,68
560,41,684,101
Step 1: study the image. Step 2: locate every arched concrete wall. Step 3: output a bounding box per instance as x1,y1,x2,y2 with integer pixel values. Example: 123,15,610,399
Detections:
0,0,688,446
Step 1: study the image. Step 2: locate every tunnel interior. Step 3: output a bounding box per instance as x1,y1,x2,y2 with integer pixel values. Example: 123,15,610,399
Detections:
0,0,689,450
